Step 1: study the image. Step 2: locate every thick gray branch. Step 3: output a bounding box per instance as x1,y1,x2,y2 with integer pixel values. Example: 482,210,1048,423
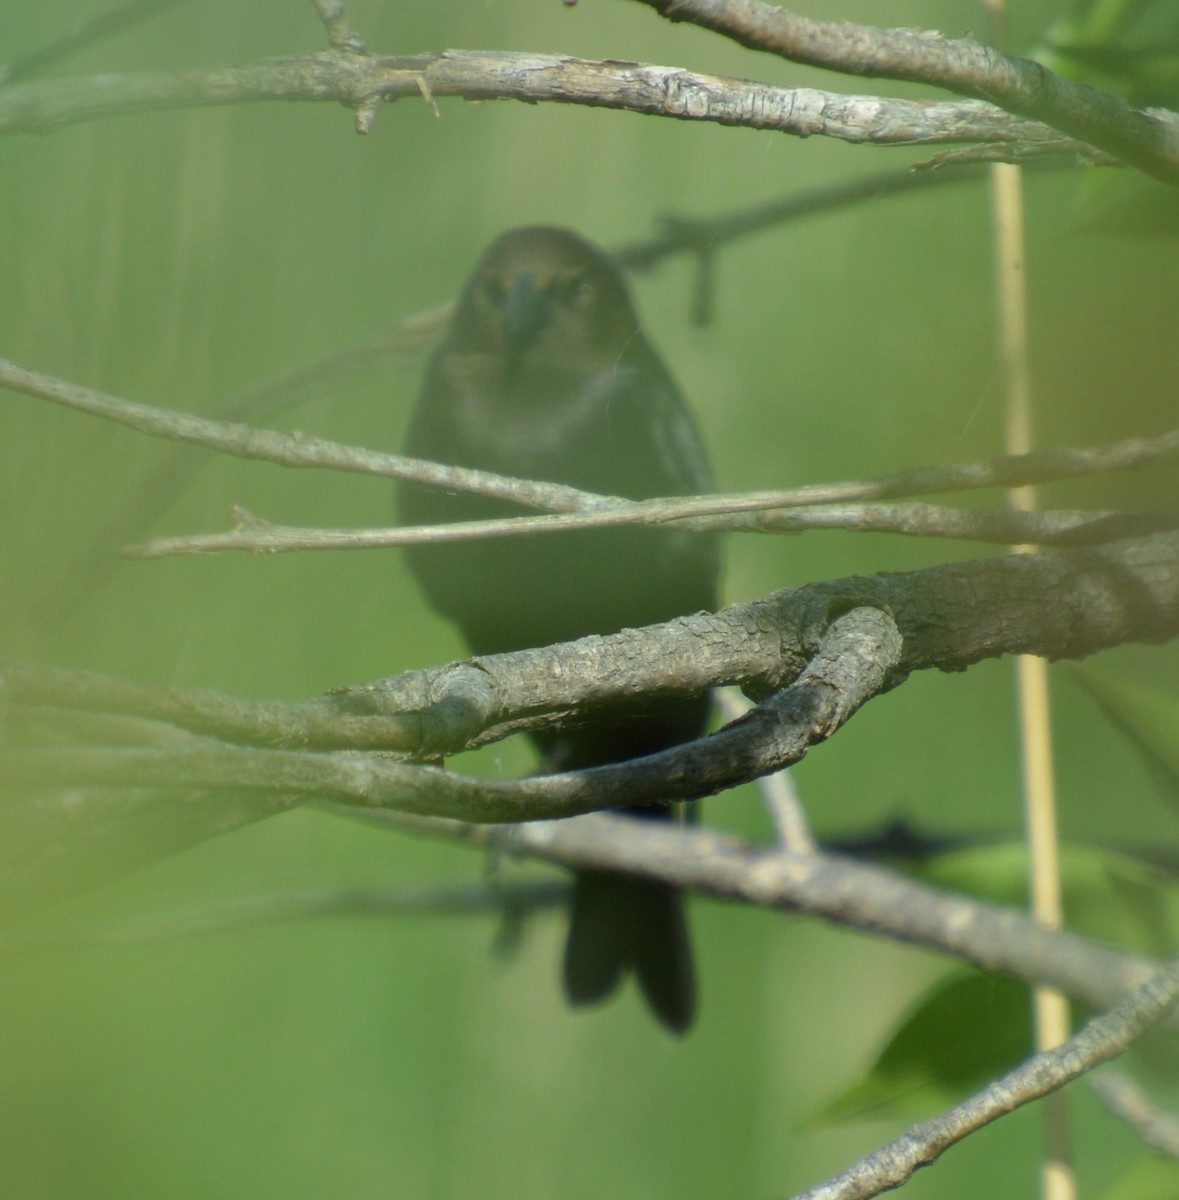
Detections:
0,49,1092,159
7,531,1178,757
367,809,1175,1035
4,608,900,822
633,0,1179,183
333,530,1179,756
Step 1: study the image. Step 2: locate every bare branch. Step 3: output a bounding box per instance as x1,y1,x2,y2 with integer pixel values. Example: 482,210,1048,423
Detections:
8,531,1179,757
1089,1071,1179,1160
0,355,594,512
7,760,1178,1047
747,504,1177,546
629,0,1179,184
9,767,1178,1051
0,659,412,752
198,530,1179,756
358,809,1174,1034
4,607,901,822
915,141,1121,170
615,166,991,273
0,49,1098,160
307,0,365,55
0,0,190,88
6,355,1174,556
126,501,1178,559
790,956,1179,1199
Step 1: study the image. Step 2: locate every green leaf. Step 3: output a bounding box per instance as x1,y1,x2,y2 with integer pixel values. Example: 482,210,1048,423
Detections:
810,971,1032,1126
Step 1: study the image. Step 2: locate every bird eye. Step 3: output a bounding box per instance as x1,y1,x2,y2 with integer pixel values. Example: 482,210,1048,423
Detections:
551,272,591,306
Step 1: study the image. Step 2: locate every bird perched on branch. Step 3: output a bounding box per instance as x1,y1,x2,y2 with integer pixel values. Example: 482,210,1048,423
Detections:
399,226,718,1034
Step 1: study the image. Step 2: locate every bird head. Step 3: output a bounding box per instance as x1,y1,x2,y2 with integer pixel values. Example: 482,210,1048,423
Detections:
447,227,642,384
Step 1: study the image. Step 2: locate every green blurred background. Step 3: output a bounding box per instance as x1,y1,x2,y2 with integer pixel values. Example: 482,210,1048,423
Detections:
1,2,1178,1197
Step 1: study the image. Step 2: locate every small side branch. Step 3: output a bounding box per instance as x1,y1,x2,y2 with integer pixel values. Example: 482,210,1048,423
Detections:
0,0,190,88
3,353,1175,541
0,355,595,513
1088,1071,1179,1160
717,688,815,852
308,0,365,55
790,957,1179,1199
126,502,1178,559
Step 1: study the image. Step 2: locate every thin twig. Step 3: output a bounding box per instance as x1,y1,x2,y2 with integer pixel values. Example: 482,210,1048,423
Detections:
0,355,595,512
788,955,1179,1199
125,502,1179,559
748,504,1176,546
916,142,1120,169
613,165,994,273
5,353,1177,537
0,0,191,88
3,355,1174,553
307,0,365,55
1088,1070,1179,1160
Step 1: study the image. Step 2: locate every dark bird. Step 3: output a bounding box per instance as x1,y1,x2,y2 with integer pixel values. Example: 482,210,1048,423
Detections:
398,226,718,1033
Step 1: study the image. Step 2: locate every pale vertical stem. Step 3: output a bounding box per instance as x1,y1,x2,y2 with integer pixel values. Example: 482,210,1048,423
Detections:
987,0,1073,1167
990,155,1076,1200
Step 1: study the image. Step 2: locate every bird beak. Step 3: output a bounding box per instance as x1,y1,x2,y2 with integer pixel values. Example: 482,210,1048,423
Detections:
503,270,552,377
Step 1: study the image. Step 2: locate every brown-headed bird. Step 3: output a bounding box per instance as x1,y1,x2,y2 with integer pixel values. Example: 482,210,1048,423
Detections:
399,227,718,1034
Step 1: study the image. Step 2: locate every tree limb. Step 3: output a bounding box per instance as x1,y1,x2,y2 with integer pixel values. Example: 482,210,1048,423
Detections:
0,0,191,88
7,531,1179,757
354,807,1175,1035
0,49,1107,164
4,353,1175,546
4,607,901,822
630,0,1179,184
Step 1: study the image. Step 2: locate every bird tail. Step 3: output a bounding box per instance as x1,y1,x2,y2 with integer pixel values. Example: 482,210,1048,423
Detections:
562,869,696,1035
